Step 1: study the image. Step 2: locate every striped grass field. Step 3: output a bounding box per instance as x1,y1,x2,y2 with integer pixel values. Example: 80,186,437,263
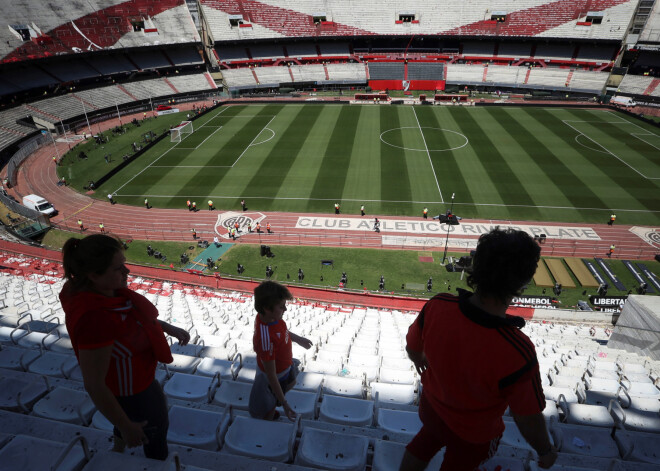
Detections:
103,104,660,225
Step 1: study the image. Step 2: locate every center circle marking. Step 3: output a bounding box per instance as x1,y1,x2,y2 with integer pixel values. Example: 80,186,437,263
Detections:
380,127,469,152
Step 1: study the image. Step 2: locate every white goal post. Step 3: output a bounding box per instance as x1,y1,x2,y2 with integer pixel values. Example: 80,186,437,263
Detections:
170,121,193,143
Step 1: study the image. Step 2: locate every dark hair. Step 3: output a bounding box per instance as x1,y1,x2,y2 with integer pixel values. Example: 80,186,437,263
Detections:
62,234,124,292
467,228,540,305
254,281,292,314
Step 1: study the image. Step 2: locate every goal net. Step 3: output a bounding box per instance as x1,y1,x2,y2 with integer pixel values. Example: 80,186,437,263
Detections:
170,121,193,143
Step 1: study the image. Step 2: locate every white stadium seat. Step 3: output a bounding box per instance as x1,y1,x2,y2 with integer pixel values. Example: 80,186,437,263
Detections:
294,427,369,471
0,375,49,412
319,395,373,426
0,435,88,471
376,407,422,436
223,415,297,462
31,387,95,425
167,405,230,451
211,380,252,410
163,372,219,402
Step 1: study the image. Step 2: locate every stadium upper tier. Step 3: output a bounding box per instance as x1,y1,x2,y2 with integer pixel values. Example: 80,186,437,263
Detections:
0,73,216,152
0,0,200,63
618,74,660,96
638,0,660,43
221,62,609,94
201,0,639,42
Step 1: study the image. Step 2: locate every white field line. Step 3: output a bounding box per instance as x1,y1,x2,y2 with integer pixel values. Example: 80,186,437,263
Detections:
149,166,232,168
574,134,609,154
605,111,659,137
194,126,223,149
204,114,275,126
601,112,660,178
632,133,660,152
562,119,658,180
231,115,277,167
112,194,660,213
412,107,444,203
111,107,230,194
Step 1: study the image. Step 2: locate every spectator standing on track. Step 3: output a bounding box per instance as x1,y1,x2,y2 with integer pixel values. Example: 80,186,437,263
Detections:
608,245,615,258
423,207,428,219
608,214,616,226
108,194,115,205
400,228,556,471
248,281,312,421
78,219,84,232
361,205,365,216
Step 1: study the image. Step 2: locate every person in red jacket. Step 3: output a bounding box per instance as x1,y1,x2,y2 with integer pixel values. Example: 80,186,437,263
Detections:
60,234,190,460
400,228,557,471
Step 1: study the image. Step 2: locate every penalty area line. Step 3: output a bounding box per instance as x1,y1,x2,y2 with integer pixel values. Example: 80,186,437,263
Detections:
562,119,655,180
111,107,231,194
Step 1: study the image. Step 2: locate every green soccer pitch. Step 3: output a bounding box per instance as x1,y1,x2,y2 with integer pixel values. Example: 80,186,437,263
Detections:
103,104,660,225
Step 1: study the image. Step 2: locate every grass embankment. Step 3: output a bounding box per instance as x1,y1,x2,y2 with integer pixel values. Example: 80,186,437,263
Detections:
42,229,659,309
41,229,204,268
215,245,658,308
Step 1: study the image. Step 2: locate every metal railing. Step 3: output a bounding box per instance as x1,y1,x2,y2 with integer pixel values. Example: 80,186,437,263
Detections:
5,133,49,187
0,192,50,226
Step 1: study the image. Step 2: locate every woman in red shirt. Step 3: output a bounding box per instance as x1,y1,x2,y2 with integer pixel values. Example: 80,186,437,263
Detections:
60,234,190,459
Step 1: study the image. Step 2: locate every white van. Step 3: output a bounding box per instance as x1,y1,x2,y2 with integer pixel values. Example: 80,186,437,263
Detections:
610,95,636,107
22,194,57,216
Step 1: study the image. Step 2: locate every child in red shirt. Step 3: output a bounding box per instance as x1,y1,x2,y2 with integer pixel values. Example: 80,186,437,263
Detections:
249,281,312,420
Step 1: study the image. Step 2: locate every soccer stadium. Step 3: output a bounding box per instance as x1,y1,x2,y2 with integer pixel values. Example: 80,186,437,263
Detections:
0,0,659,469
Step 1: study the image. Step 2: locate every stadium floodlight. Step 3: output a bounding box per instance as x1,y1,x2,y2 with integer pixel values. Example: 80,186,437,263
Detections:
170,121,193,143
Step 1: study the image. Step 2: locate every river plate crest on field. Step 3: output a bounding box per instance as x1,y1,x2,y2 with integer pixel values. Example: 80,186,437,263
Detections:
216,211,266,238
630,226,660,248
